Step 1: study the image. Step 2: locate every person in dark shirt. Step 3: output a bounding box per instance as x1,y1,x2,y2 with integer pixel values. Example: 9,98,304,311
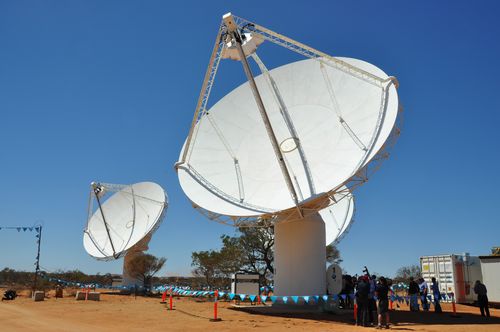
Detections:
341,275,354,309
356,275,370,327
375,277,390,329
474,280,490,317
408,277,420,311
368,275,377,324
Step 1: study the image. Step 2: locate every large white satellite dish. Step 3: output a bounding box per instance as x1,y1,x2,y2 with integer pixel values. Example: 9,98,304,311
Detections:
83,182,168,260
178,56,397,218
175,13,400,296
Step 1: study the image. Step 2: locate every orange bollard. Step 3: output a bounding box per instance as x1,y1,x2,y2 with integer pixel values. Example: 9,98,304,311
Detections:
161,290,167,303
354,303,358,322
390,291,394,310
257,295,261,305
85,287,89,301
210,290,222,322
169,291,174,310
450,294,461,318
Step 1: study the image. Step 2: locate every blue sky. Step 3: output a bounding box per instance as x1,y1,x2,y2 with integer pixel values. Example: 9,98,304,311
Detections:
1,1,499,278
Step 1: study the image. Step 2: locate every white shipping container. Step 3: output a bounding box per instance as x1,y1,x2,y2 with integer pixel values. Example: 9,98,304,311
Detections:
479,256,500,304
420,254,482,304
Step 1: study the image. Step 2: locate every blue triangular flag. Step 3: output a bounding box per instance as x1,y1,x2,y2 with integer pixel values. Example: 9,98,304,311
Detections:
333,294,338,301
239,294,247,301
322,295,329,302
340,294,346,300
270,296,277,304
313,295,320,304
261,295,268,303
291,296,299,304
282,296,288,304
303,296,310,303
249,295,256,302
219,292,225,298
229,293,235,300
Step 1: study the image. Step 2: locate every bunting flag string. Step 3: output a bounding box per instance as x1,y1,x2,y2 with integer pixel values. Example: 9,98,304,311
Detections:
24,277,458,306
0,224,43,290
28,272,459,307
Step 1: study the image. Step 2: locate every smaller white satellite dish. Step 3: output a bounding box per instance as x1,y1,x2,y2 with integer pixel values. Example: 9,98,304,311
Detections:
319,188,355,245
326,263,343,295
83,182,168,260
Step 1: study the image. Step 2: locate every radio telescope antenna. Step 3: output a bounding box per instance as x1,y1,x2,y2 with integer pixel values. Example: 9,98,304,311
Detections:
176,13,400,296
84,181,168,287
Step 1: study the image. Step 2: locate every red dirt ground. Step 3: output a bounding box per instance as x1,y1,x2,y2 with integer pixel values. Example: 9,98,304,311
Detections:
1,289,499,331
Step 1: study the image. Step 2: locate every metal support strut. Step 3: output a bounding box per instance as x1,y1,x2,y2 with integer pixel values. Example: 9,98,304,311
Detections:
251,52,316,196
223,14,302,217
94,188,118,258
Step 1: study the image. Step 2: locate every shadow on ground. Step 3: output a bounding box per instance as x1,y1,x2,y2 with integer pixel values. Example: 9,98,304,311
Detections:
230,306,500,328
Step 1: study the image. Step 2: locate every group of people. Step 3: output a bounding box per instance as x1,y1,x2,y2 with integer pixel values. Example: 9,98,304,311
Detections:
407,277,491,318
347,271,492,328
353,274,391,329
407,276,442,312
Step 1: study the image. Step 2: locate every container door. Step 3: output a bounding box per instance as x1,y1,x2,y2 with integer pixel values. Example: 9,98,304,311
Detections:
439,256,454,297
454,262,466,303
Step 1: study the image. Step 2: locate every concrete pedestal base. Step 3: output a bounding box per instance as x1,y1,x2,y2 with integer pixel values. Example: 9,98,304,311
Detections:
33,291,44,301
273,212,326,296
75,291,86,300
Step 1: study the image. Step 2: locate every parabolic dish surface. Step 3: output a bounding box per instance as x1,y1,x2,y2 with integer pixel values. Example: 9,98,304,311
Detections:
178,57,398,217
319,188,354,245
83,182,167,260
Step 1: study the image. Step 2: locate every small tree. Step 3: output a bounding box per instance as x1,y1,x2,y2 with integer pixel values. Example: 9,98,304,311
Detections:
220,227,275,283
394,264,421,282
126,253,166,288
191,250,222,288
326,244,342,265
